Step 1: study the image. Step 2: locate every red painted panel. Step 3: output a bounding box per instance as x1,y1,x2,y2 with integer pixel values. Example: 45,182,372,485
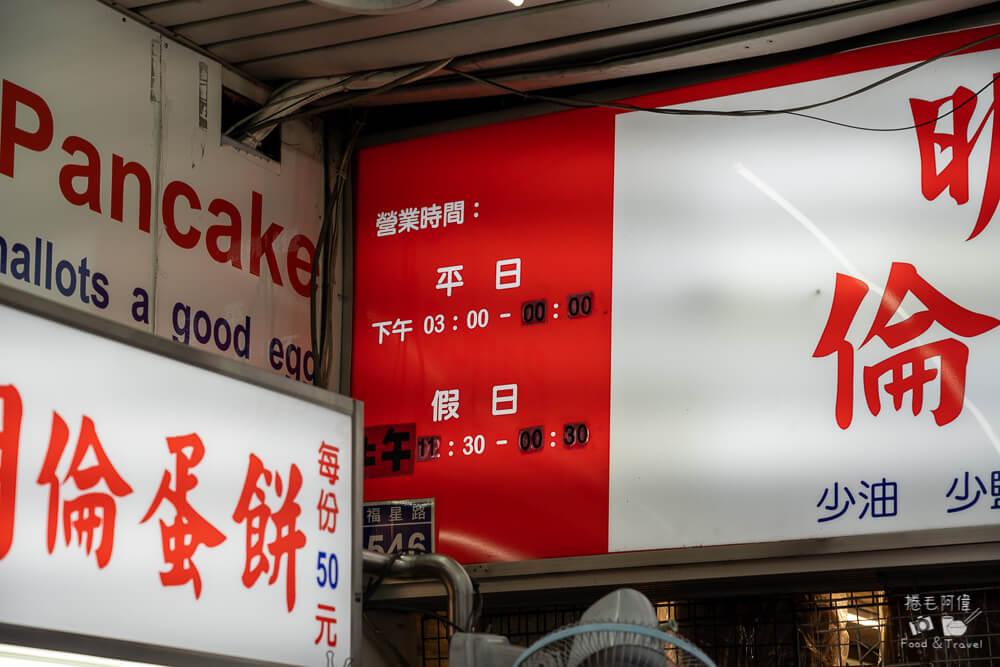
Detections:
353,108,615,563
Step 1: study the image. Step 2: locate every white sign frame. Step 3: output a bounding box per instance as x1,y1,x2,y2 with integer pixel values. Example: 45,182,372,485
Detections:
0,283,362,667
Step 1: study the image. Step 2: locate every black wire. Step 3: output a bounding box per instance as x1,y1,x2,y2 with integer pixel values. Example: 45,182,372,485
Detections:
470,578,483,632
241,58,452,135
324,117,365,383
309,178,332,386
310,118,364,387
779,71,1000,132
233,23,1000,139
366,603,467,633
363,551,405,603
310,130,330,388
446,66,1000,133
225,74,361,139
443,25,1000,133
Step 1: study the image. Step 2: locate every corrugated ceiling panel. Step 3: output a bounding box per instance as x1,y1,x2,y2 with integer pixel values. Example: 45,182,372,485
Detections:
102,0,1000,106
207,0,567,65
457,0,862,72
234,0,751,78
138,0,303,27
176,3,352,44
352,0,1000,104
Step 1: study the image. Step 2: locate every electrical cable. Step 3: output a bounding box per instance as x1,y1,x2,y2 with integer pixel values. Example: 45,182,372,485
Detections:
310,119,359,387
774,70,1000,131
322,117,365,377
310,117,364,388
446,62,998,132
223,77,301,137
224,74,361,138
312,127,332,389
444,66,997,133
366,603,467,634
240,58,452,135
470,578,483,632
362,551,405,603
228,15,1000,142
309,169,332,386
442,25,1000,132
636,22,1000,116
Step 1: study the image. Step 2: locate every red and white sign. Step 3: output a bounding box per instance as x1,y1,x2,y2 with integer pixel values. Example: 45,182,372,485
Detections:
610,29,1000,552
353,26,1000,563
0,291,356,666
354,109,614,563
0,0,324,383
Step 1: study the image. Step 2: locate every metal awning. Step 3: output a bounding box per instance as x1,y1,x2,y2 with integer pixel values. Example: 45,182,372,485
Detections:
102,0,1000,108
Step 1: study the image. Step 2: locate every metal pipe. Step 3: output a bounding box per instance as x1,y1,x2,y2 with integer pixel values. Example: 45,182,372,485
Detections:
363,550,475,635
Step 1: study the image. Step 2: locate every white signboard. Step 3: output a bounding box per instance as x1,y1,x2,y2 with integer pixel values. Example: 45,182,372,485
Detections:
0,288,357,667
0,0,325,383
611,45,1000,551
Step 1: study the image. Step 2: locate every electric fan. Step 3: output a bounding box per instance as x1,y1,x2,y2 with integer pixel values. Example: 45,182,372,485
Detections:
449,589,717,667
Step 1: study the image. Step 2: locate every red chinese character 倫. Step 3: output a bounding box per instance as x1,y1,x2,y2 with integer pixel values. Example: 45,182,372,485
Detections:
232,454,306,612
141,433,226,598
814,262,1000,428
36,413,133,568
910,74,1000,239
0,385,23,560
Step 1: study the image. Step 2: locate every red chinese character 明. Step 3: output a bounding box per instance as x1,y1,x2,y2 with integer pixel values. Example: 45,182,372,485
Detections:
232,454,306,612
36,413,133,568
910,74,1000,239
141,434,226,598
814,262,1000,428
0,385,23,560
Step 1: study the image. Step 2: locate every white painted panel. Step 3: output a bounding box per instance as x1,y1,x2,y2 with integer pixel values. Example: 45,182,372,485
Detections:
0,0,157,327
0,301,353,666
610,49,1000,550
0,0,327,385
154,41,325,382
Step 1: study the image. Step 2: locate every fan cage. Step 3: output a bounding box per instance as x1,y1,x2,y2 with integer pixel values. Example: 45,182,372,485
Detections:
510,622,717,667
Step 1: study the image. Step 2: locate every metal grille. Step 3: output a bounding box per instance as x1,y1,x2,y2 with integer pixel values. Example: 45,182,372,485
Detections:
422,616,450,666
421,586,1000,666
421,604,588,666
478,604,591,649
